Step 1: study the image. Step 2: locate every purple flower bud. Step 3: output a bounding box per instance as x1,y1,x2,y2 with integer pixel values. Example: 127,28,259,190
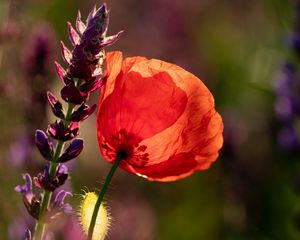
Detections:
76,11,86,35
60,41,72,65
79,77,105,93
15,173,34,201
70,104,96,122
47,120,79,141
15,174,40,219
67,4,120,80
81,4,108,55
33,164,69,191
61,82,87,105
47,91,65,119
67,22,80,46
86,5,97,23
35,130,54,161
53,190,72,214
100,31,124,48
25,229,32,240
59,138,84,162
55,61,72,85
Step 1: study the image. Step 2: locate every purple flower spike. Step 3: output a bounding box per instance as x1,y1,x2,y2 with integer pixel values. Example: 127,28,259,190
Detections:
76,11,86,35
61,83,87,105
25,229,32,240
60,41,72,65
34,164,69,191
59,138,84,162
68,4,119,80
47,91,65,119
35,130,54,161
15,174,40,219
79,76,106,93
67,22,80,46
70,104,96,122
47,120,79,141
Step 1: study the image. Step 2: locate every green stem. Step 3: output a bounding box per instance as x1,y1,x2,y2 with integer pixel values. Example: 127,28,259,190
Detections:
33,102,74,240
87,154,122,240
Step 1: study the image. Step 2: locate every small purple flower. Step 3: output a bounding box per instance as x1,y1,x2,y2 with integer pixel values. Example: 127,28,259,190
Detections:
70,104,96,122
53,190,72,214
59,138,84,162
35,130,54,161
47,121,79,141
15,174,40,219
33,165,69,192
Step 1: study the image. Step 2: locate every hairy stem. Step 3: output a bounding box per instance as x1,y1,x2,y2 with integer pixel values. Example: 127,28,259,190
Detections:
87,154,122,240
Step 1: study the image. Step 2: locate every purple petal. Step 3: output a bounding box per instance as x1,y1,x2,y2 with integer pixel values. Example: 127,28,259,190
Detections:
101,31,124,48
60,41,72,65
15,173,33,194
54,62,71,85
79,77,105,93
47,91,65,119
86,5,97,24
35,129,53,161
34,164,69,191
67,22,80,46
61,83,86,105
59,138,84,162
70,104,96,122
47,120,79,141
76,11,86,35
54,190,72,206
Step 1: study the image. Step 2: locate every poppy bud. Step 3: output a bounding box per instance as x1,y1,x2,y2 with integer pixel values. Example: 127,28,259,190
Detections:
35,130,54,161
47,120,79,141
58,138,84,162
47,91,65,119
79,192,110,240
70,104,96,122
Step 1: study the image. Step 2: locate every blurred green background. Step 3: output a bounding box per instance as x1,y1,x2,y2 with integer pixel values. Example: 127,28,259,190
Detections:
1,0,300,239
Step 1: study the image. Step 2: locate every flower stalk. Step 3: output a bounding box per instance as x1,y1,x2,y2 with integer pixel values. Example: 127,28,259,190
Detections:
88,153,122,240
34,103,74,240
14,3,122,239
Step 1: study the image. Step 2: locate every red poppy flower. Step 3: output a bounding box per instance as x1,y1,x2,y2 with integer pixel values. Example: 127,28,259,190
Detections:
96,51,223,182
